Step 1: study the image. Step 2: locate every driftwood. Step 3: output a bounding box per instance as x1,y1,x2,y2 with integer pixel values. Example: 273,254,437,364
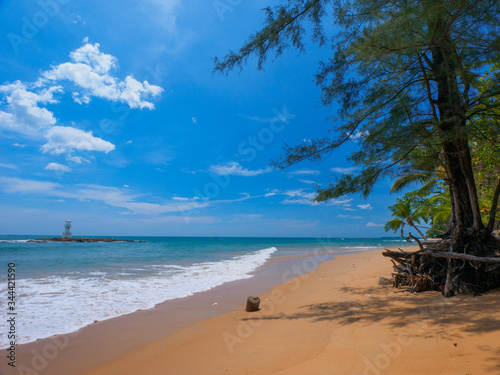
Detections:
382,235,500,296
383,249,500,263
422,251,500,263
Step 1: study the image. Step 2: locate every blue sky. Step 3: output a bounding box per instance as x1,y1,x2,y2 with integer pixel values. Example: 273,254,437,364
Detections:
0,0,405,237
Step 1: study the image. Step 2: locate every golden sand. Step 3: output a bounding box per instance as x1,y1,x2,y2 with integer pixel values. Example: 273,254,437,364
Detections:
3,248,499,375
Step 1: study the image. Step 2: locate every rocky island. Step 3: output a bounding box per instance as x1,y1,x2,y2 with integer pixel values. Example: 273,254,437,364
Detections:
28,238,144,243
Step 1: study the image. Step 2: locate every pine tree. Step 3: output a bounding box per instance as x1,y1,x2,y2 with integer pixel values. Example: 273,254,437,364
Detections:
214,0,500,254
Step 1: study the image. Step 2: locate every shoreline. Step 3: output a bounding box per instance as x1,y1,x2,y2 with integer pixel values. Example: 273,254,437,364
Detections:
4,246,498,374
0,249,336,375
2,244,393,349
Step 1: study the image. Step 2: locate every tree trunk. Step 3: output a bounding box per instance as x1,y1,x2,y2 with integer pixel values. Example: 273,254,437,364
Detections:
429,15,488,253
410,224,428,241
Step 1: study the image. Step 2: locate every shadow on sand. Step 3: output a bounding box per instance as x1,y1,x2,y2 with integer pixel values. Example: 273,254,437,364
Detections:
240,285,500,371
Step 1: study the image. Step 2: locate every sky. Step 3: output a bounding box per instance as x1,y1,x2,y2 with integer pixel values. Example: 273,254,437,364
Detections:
0,0,406,237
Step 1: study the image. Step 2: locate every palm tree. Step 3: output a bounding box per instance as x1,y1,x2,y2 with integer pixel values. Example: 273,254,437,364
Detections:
390,172,441,197
385,198,428,240
427,191,452,233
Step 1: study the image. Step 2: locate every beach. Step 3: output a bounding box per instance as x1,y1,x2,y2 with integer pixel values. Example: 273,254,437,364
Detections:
3,247,499,375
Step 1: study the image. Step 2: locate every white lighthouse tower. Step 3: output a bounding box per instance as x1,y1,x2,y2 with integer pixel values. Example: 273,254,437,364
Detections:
62,220,72,238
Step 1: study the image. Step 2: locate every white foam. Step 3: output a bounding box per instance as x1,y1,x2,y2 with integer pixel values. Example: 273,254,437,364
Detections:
0,247,277,347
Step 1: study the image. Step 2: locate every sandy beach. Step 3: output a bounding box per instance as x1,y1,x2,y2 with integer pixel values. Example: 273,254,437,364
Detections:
4,248,500,375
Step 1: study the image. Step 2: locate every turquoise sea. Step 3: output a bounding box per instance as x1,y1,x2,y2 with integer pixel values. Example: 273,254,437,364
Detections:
0,236,409,346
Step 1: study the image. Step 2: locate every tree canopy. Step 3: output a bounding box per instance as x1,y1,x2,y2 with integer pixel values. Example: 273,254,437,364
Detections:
215,0,500,253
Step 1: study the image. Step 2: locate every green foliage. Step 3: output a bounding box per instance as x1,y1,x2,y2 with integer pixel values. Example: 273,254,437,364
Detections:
215,1,500,239
469,62,500,229
427,191,452,234
215,1,499,194
384,196,428,239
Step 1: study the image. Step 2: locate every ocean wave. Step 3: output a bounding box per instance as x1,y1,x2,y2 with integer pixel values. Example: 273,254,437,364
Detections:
0,247,277,347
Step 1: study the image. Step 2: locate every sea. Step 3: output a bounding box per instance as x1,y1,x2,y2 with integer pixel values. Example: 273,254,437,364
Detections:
0,235,410,347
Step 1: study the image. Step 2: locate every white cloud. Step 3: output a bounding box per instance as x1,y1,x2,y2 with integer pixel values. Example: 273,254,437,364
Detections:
72,92,91,104
282,198,315,205
283,189,315,199
281,189,316,205
41,126,115,155
41,41,163,110
0,177,207,216
0,177,61,195
367,222,384,227
0,163,17,170
66,154,89,164
0,40,163,168
209,162,272,177
331,167,357,174
215,194,256,204
264,189,279,197
275,189,353,207
350,130,369,141
70,41,117,74
12,143,26,148
337,214,349,218
0,81,61,136
191,117,197,124
357,203,373,210
326,199,353,206
0,177,260,217
288,169,321,176
120,76,163,110
45,163,71,173
299,179,316,185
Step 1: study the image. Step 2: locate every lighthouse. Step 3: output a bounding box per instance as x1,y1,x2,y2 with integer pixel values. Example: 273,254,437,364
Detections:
62,220,72,238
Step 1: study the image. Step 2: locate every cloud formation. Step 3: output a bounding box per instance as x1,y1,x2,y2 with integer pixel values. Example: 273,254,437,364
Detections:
42,126,115,155
280,188,352,206
288,169,321,176
41,41,163,110
331,167,358,174
0,177,206,216
209,162,272,177
357,203,373,210
45,163,71,173
0,39,164,171
0,81,61,136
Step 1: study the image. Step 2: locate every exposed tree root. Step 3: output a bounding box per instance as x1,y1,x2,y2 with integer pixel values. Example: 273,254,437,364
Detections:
383,234,500,296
